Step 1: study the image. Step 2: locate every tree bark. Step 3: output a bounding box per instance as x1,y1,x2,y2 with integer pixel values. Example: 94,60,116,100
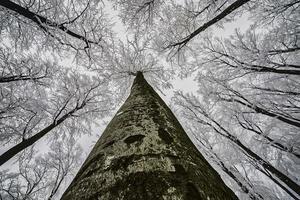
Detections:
61,72,238,200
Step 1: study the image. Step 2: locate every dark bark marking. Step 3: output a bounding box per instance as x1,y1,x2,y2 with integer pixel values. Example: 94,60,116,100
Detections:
174,164,186,176
158,128,173,144
103,140,115,148
186,182,201,200
109,155,136,171
124,134,145,146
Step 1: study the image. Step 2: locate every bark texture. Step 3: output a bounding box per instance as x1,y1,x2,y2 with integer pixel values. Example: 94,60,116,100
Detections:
61,72,238,200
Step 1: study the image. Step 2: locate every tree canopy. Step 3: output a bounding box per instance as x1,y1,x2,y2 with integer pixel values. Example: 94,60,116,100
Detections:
0,0,299,199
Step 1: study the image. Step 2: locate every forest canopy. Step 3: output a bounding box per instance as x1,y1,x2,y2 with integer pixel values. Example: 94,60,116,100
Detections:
0,0,299,199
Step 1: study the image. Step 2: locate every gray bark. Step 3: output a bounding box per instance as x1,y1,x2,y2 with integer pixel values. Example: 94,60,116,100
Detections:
61,72,238,200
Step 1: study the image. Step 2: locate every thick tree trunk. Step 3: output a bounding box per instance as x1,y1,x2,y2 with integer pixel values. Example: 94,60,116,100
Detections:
61,72,238,200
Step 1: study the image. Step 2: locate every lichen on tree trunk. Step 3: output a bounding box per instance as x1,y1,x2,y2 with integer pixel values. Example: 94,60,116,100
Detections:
61,72,238,200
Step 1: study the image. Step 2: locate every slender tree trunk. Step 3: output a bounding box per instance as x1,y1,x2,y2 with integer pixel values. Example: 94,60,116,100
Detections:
207,118,300,199
0,0,96,44
168,0,250,48
0,75,45,83
61,72,238,200
0,108,78,166
232,98,300,128
193,135,262,199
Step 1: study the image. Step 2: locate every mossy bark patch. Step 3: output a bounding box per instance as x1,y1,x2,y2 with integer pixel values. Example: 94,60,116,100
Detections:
60,72,238,200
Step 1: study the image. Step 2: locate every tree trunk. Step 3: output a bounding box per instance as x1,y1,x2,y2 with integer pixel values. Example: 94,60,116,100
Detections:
0,105,80,166
61,72,238,200
0,0,95,44
167,0,250,49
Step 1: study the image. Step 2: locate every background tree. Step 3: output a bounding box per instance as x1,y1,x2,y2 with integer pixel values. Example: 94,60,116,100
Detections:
0,45,112,166
111,0,252,54
0,0,113,66
173,91,300,199
184,125,263,200
0,1,115,199
0,135,83,200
